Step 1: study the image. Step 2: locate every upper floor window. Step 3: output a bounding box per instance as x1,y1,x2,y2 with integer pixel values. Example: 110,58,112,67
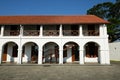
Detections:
43,25,59,36
83,24,99,36
4,25,20,36
63,25,79,36
23,25,40,36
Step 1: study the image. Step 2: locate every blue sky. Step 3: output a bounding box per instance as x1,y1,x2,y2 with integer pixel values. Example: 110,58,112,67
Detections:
0,0,115,15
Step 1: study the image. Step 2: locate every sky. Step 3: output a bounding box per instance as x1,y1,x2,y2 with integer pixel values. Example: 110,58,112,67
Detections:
0,0,115,16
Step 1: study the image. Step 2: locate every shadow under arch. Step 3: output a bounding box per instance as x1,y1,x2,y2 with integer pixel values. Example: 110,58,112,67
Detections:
63,41,79,63
2,41,18,63
84,41,100,63
42,42,59,64
22,42,39,64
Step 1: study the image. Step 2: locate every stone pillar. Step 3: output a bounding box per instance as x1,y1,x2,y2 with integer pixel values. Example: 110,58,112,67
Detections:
17,25,23,64
79,25,83,37
1,26,4,36
7,43,13,62
40,25,43,37
59,24,63,37
67,48,72,62
59,48,63,64
105,50,110,64
103,24,108,37
20,25,23,36
99,50,105,64
38,49,42,64
99,24,104,37
79,49,84,64
17,48,22,64
24,44,32,62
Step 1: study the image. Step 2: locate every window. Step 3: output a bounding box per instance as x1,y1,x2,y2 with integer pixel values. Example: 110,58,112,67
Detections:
63,25,79,36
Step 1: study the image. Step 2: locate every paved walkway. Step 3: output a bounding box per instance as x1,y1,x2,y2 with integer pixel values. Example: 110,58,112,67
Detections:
0,61,120,80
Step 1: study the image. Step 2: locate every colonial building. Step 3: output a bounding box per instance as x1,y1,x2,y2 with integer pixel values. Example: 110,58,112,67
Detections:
0,15,110,65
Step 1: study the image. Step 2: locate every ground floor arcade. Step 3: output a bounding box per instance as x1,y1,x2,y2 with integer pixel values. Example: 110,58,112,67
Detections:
0,41,110,65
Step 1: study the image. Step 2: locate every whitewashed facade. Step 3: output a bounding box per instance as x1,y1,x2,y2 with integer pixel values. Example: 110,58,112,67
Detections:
0,15,110,65
109,42,120,61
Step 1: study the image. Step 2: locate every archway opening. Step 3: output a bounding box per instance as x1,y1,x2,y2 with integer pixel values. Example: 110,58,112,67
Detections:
84,42,100,63
2,42,18,63
63,42,79,63
43,42,59,64
22,42,38,64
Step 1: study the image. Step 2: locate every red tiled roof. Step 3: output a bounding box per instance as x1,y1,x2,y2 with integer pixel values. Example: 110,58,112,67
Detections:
0,15,109,25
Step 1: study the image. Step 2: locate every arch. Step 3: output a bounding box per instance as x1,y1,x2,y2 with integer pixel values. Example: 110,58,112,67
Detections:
2,42,18,63
84,41,100,48
64,41,79,47
42,42,59,64
63,41,79,63
22,42,39,64
22,41,38,48
42,41,59,48
84,41,100,63
2,41,18,48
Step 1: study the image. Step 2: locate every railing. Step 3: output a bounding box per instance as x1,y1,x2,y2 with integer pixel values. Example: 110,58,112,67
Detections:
63,30,79,36
23,30,40,36
3,30,99,37
83,30,99,36
43,30,59,36
4,30,20,36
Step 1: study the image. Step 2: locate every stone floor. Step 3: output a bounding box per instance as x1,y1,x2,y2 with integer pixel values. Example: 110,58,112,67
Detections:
0,61,120,80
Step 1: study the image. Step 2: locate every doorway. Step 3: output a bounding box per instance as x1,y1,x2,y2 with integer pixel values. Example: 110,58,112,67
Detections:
63,42,79,63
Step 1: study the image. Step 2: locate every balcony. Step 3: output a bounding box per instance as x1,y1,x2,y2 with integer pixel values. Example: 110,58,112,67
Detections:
43,30,59,36
83,30,99,36
1,24,101,37
63,30,79,36
23,30,40,36
4,30,20,36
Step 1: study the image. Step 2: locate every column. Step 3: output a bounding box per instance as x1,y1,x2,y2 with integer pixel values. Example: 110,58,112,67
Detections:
105,50,110,64
0,48,2,64
17,48,22,64
79,49,84,64
17,25,23,64
20,25,23,36
1,26,4,36
38,49,42,64
99,24,104,37
40,25,43,37
59,24,63,37
24,44,32,62
7,43,13,62
67,48,72,62
59,48,63,64
103,24,108,37
79,25,83,37
99,50,105,64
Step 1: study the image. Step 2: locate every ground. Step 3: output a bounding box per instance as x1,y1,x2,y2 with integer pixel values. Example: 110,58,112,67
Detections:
0,61,120,80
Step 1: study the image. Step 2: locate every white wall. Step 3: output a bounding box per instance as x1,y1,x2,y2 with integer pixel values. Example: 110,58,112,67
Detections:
109,42,120,61
0,24,110,64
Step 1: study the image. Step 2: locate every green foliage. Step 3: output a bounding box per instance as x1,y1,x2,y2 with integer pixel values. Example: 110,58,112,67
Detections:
87,1,120,42
116,0,120,3
109,2,120,19
87,2,113,19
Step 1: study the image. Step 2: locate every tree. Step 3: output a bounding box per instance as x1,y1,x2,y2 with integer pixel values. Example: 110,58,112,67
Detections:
116,0,120,3
107,18,120,41
109,1,120,19
87,2,113,19
87,0,120,42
